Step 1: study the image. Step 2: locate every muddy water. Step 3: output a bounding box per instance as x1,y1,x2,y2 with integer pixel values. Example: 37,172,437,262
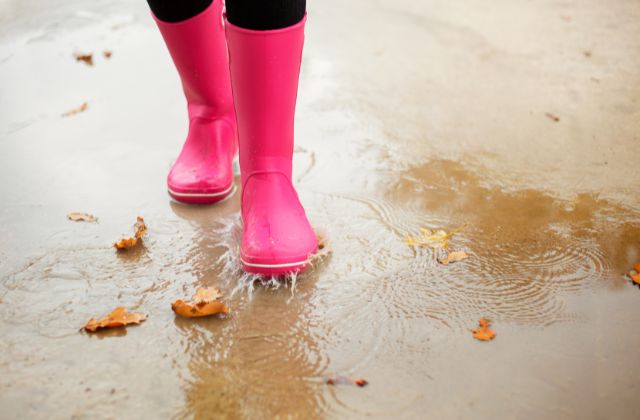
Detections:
1,0,640,418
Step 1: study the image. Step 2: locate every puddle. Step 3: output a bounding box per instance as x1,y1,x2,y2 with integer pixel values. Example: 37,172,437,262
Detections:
1,0,639,418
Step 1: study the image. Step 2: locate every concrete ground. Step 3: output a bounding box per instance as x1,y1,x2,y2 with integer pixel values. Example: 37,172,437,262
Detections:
1,0,639,418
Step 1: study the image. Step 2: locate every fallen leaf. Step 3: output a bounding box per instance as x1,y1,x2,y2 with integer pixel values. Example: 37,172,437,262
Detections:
74,52,94,66
114,236,138,249
317,233,327,251
404,225,466,249
545,113,560,122
634,263,640,273
354,378,368,387
67,212,97,222
62,102,88,117
629,273,640,285
193,286,222,304
438,251,469,265
472,318,496,341
171,300,229,318
326,376,368,387
103,50,113,59
113,216,147,250
172,286,228,318
133,216,147,239
83,307,147,332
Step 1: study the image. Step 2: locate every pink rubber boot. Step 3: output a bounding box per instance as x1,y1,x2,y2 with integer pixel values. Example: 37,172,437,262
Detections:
153,0,237,204
225,16,318,276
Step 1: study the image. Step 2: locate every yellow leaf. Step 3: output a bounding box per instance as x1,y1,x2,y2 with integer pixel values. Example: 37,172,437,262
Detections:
438,251,469,265
404,225,466,249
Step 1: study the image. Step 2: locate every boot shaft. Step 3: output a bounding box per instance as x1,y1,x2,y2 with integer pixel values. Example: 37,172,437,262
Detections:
153,0,235,121
225,16,306,186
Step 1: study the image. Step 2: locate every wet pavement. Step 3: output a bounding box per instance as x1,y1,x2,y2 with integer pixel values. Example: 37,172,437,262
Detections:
1,0,640,418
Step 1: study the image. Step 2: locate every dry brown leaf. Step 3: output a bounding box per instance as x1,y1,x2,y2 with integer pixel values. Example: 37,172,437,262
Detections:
317,232,327,251
171,300,229,318
545,112,560,122
193,287,222,304
74,52,94,66
62,102,88,117
326,376,368,387
103,50,113,59
438,251,469,265
67,212,97,222
472,318,496,341
83,307,147,332
113,216,147,250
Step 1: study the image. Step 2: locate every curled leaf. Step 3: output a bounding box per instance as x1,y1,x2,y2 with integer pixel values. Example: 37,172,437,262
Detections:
62,102,88,117
133,216,147,239
326,376,368,387
438,251,469,265
113,216,147,250
83,307,146,332
74,52,94,66
67,212,97,222
114,236,138,249
171,300,229,318
472,318,496,341
172,286,228,318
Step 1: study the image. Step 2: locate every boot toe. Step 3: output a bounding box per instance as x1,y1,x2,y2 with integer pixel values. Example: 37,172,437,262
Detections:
240,175,318,275
167,163,235,204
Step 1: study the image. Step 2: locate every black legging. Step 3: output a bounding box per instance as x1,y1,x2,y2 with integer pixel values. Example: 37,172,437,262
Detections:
147,0,306,30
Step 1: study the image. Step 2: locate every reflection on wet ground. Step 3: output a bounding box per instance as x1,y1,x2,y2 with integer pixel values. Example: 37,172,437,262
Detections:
1,0,640,418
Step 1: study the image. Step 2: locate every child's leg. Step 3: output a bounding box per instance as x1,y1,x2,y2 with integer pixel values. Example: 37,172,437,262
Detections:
149,0,238,204
147,0,214,23
226,0,306,30
225,0,318,275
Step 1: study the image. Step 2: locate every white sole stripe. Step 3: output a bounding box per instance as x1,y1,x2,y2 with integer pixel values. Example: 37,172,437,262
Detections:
241,258,310,269
168,183,235,198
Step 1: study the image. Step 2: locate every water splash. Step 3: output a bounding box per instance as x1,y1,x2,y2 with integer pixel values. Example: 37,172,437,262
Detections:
210,214,330,299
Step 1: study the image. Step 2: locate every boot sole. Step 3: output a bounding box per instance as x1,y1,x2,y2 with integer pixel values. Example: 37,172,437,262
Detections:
241,258,311,276
168,183,236,205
